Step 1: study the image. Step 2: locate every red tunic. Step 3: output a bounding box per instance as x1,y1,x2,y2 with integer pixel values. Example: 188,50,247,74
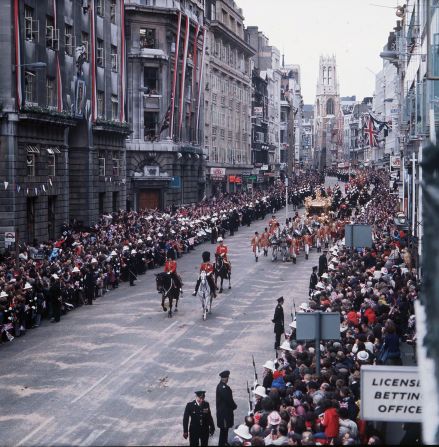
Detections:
216,245,228,259
200,262,214,274
164,260,177,273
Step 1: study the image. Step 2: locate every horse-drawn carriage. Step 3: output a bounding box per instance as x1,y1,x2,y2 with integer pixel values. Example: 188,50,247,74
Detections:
304,190,331,217
269,233,291,262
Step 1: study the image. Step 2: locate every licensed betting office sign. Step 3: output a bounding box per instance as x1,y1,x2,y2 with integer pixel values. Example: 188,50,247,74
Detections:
361,365,422,422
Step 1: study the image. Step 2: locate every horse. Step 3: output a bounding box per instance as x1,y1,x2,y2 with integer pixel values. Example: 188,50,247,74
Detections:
214,254,231,293
196,271,214,320
155,272,180,318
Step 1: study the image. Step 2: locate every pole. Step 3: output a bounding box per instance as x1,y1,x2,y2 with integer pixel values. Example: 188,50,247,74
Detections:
412,152,416,236
402,156,405,213
285,177,288,220
315,311,321,377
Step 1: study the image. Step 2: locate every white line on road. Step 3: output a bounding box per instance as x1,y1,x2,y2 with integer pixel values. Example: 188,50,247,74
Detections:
71,320,180,403
16,416,55,446
81,428,107,446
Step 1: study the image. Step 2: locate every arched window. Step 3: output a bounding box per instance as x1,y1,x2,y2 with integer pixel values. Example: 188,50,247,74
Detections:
316,99,320,115
326,98,334,115
322,66,327,84
327,67,332,85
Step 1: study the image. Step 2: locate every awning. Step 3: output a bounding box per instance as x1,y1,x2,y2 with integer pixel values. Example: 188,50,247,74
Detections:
26,145,40,154
46,147,61,155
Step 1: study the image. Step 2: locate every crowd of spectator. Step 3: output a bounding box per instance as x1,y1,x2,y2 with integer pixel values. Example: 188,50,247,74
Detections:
231,169,421,446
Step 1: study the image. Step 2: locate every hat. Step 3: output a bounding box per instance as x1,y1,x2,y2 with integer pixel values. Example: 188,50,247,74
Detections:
24,282,32,290
289,320,297,329
72,266,80,273
219,370,230,379
254,385,267,398
217,237,223,242
195,390,206,397
328,263,335,270
131,250,137,255
263,360,276,371
234,424,252,440
356,350,370,362
51,273,59,280
9,278,16,283
267,411,281,426
0,291,8,298
299,302,309,311
321,272,329,279
280,341,293,351
312,265,318,271
316,282,325,289
91,258,98,264
277,296,284,303
110,250,117,256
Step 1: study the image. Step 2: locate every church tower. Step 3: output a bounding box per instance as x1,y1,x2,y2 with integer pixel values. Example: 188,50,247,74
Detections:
314,55,341,169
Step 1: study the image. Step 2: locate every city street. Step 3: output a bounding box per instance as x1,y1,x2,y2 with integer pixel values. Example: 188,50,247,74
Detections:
0,188,333,446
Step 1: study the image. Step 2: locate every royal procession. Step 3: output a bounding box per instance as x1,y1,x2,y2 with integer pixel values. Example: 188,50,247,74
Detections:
0,0,436,446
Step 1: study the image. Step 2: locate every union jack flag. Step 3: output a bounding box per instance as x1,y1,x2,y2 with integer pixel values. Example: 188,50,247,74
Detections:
362,114,378,147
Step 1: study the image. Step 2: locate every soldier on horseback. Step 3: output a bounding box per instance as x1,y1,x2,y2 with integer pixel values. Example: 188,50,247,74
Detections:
215,237,231,274
164,250,183,294
192,251,217,298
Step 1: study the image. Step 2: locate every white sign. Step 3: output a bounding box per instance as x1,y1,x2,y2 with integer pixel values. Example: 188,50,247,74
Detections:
210,167,226,179
361,366,422,422
390,155,401,170
260,165,269,171
253,106,263,116
5,232,16,244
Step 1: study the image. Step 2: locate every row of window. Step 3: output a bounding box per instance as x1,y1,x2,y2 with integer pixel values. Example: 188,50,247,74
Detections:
212,37,248,74
98,151,122,177
26,149,57,177
24,3,118,72
24,72,119,119
208,146,249,164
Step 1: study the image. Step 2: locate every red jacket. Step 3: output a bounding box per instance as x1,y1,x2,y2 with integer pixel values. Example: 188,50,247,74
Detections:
200,262,214,274
364,307,377,324
347,310,359,326
322,407,339,438
164,260,177,273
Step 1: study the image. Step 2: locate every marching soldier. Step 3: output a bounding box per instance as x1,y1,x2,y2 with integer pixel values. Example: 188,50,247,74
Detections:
272,296,285,350
216,370,237,446
183,391,215,446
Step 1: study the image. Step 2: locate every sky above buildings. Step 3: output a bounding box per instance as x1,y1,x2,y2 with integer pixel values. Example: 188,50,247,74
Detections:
237,0,399,104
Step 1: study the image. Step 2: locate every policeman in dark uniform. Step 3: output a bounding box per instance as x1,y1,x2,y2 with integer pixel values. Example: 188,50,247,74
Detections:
272,296,285,350
309,266,318,296
49,274,62,322
128,250,137,286
216,370,237,446
183,390,215,446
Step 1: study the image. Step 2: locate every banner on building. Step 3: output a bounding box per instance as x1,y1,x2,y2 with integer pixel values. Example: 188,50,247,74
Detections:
210,167,226,180
229,175,242,184
253,106,263,117
360,366,422,422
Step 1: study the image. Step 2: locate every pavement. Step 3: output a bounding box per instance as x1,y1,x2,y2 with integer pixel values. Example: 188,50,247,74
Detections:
0,178,340,447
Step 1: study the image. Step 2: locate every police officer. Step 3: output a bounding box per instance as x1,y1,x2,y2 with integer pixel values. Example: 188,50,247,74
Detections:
216,370,237,446
309,266,318,296
183,390,215,446
272,296,285,350
49,273,62,323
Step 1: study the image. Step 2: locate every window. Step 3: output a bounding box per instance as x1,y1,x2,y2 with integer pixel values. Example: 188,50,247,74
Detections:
140,28,157,49
97,91,105,118
326,98,334,115
46,16,58,50
112,151,120,176
96,0,104,17
144,112,158,141
110,0,117,24
97,39,104,66
65,24,73,56
220,128,225,140
24,71,35,104
25,6,35,41
98,152,106,177
143,67,159,94
46,77,56,107
212,93,217,104
111,95,118,120
81,32,89,61
48,154,56,176
111,45,118,72
27,154,35,177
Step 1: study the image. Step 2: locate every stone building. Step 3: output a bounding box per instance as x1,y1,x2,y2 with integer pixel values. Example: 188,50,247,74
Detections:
313,55,341,169
0,0,128,247
203,0,254,195
124,0,206,210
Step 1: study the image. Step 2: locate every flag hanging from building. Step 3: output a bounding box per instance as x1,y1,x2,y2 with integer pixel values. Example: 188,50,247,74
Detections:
370,113,391,138
362,113,378,147
14,0,22,109
53,0,63,112
119,0,126,122
90,0,97,122
159,103,172,134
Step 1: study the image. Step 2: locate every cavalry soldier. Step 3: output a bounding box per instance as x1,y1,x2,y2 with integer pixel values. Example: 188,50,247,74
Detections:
272,296,285,350
192,251,216,298
183,391,215,446
268,215,278,235
215,237,231,274
216,370,237,446
164,250,183,293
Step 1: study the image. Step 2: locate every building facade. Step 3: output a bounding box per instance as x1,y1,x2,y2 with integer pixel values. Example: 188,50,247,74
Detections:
301,104,314,168
313,55,341,169
0,0,128,246
203,0,254,195
125,0,206,210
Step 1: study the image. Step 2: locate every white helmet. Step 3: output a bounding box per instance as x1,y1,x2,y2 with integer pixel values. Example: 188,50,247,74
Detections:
217,237,223,242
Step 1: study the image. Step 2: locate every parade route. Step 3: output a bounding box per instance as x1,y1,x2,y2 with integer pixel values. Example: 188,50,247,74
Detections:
0,182,339,447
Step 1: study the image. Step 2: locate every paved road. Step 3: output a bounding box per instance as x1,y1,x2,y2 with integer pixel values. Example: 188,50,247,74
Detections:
0,178,340,446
